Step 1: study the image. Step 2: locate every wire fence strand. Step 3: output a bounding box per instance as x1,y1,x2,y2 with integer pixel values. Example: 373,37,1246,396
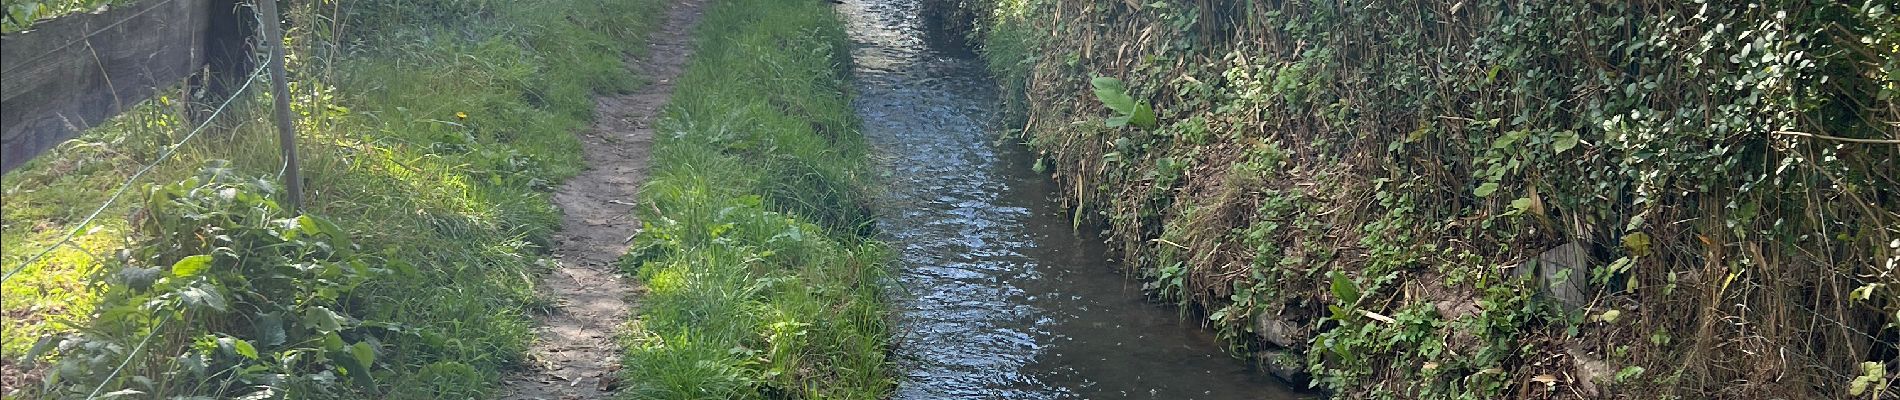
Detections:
1,63,267,283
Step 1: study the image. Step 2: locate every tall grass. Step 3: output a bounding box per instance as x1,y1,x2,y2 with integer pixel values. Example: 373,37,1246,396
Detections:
615,0,891,398
1,0,663,397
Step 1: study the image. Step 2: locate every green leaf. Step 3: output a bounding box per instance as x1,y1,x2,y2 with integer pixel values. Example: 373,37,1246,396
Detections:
1329,271,1360,305
171,254,214,278
1091,76,1137,114
303,306,345,334
1595,309,1621,323
22,335,62,367
1622,232,1652,257
1474,182,1500,198
232,338,259,360
1130,102,1157,129
120,266,162,291
350,341,377,368
1614,366,1646,383
179,285,228,312
1552,131,1580,154
255,312,287,346
297,214,323,236
1509,197,1534,214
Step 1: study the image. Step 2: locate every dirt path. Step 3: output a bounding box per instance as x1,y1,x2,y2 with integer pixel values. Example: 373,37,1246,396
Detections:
498,1,704,398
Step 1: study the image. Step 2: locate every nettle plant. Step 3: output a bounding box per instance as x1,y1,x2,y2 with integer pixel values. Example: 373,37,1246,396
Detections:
25,162,393,398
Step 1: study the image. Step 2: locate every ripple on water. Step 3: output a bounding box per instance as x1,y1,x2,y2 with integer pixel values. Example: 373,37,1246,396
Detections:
842,0,1310,399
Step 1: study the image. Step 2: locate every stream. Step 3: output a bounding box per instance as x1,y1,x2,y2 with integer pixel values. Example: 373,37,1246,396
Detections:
840,0,1309,398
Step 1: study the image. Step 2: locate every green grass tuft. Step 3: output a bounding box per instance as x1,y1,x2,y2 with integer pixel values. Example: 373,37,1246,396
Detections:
1,0,665,397
615,0,892,398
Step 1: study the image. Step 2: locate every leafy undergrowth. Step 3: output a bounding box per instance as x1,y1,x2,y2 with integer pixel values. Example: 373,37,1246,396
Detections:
1,0,662,398
961,0,1897,399
615,0,891,398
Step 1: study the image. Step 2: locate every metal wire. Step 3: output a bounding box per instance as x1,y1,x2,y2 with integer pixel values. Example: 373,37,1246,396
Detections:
1,63,267,283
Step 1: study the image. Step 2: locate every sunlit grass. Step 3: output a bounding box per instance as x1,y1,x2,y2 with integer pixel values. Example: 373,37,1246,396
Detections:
615,0,892,398
1,0,664,397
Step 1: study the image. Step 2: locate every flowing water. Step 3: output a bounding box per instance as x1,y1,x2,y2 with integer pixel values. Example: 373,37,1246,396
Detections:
840,0,1309,398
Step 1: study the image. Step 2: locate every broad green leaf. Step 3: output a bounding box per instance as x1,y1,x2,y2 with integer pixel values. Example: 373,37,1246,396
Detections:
180,285,229,312
350,341,377,368
1596,309,1621,323
232,338,259,360
303,306,345,334
297,214,323,236
255,312,287,346
322,332,346,351
1091,76,1137,114
310,215,352,252
171,254,214,278
120,266,162,291
1509,197,1534,214
1329,270,1360,305
1622,232,1652,257
1130,102,1157,129
1474,182,1500,197
1552,131,1579,154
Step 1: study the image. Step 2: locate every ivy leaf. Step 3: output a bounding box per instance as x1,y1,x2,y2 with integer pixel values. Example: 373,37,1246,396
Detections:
1552,131,1580,154
1474,182,1500,198
1851,361,1888,395
171,254,213,278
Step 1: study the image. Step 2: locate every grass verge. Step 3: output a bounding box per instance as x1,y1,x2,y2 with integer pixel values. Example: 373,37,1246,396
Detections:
614,0,892,398
2,0,662,397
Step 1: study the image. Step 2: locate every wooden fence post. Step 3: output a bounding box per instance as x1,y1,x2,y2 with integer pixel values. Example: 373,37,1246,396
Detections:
256,0,302,211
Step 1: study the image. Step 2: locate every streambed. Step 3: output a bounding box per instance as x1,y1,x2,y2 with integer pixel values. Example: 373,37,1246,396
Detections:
840,0,1308,398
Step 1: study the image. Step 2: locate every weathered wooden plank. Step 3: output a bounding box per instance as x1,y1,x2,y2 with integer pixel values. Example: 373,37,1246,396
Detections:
0,0,212,173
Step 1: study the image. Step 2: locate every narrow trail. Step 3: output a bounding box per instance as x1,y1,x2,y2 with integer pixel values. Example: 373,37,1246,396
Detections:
499,1,704,398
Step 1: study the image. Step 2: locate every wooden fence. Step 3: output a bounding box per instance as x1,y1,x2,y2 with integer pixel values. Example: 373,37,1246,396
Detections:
0,0,249,173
